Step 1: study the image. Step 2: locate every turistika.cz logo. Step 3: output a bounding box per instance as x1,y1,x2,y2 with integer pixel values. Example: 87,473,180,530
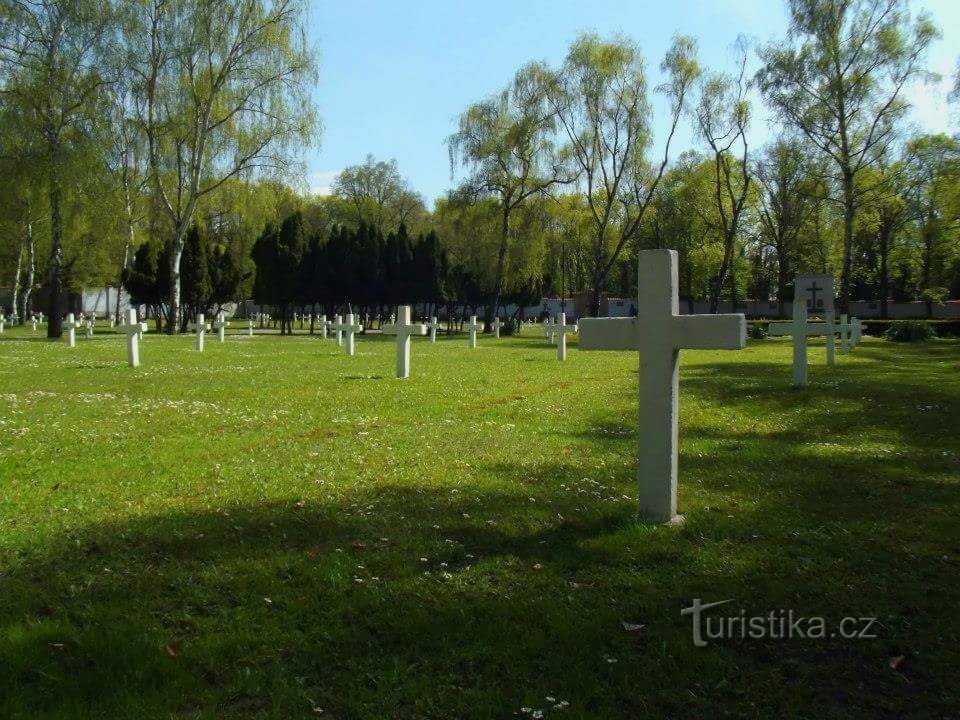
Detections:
680,598,879,647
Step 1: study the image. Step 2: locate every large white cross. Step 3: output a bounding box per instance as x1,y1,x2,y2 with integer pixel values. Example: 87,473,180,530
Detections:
767,296,837,386
578,249,746,524
332,314,344,346
120,308,147,368
425,316,441,343
64,313,77,347
491,317,505,338
213,312,230,342
195,313,211,352
343,313,363,356
464,315,482,349
383,305,426,378
553,312,577,361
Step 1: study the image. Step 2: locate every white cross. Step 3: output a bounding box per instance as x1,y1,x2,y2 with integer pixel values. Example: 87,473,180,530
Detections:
425,316,441,343
852,317,863,346
38,312,44,324
767,296,837,386
491,317,505,338
836,314,852,354
316,314,330,339
120,308,147,367
553,312,577,361
0,315,4,334
464,315,482,349
212,312,230,342
195,313,211,352
248,318,254,337
85,318,94,338
63,313,77,347
343,313,362,355
383,305,427,378
332,314,344,346
544,318,554,344
31,316,37,332
578,249,746,524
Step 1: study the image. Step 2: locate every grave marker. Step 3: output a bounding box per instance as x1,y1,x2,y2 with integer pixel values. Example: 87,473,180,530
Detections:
383,305,426,378
795,273,836,367
768,296,836,386
578,249,746,524
195,313,211,352
553,312,577,361
464,315,482,349
343,313,362,356
64,313,77,347
213,312,230,342
120,308,147,367
491,317,504,338
425,316,441,342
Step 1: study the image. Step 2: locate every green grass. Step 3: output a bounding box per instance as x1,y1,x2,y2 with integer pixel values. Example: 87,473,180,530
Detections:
1,324,958,719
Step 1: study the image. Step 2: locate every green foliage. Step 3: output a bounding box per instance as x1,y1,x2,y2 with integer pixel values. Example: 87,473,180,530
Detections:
885,320,935,342
748,322,768,340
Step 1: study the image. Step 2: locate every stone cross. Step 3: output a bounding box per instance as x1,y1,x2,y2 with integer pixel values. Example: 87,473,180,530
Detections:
31,316,37,332
248,318,254,337
464,315,482,349
333,314,344,346
578,249,746,524
343,313,363,356
195,313,211,352
383,305,426,378
425,316,441,343
0,315,4,334
553,312,577,361
767,296,835,386
852,318,863,347
837,314,852,353
213,312,230,342
317,314,330,339
795,273,836,367
64,313,77,347
491,317,504,338
544,318,554,344
85,318,94,338
120,308,147,367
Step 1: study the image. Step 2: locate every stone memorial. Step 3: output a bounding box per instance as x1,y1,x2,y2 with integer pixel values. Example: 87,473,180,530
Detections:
382,305,427,378
767,295,835,387
464,315,482,349
491,317,504,338
64,313,77,348
795,273,836,367
579,249,746,524
213,312,230,342
195,313,211,352
425,316,441,343
120,308,147,368
343,313,362,356
553,312,577,361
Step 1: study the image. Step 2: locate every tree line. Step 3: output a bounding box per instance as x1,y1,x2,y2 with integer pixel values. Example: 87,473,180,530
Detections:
1,0,958,335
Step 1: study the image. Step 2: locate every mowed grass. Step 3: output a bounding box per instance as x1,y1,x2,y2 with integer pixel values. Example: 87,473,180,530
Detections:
0,323,958,719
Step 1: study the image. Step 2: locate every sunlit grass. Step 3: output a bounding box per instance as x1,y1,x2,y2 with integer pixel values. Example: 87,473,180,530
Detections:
1,324,957,718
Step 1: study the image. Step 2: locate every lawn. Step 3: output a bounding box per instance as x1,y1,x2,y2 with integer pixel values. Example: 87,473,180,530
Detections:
0,324,957,719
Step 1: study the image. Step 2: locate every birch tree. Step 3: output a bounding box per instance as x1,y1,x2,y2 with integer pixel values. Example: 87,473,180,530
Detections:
132,0,317,332
757,0,938,312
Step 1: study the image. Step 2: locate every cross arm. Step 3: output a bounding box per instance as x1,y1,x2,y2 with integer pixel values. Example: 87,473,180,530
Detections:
578,318,639,350
672,314,746,350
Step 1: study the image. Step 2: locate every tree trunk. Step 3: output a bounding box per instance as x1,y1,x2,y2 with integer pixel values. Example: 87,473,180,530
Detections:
167,227,186,334
11,239,23,321
839,171,855,315
484,204,511,329
46,170,65,339
878,217,890,319
22,221,35,320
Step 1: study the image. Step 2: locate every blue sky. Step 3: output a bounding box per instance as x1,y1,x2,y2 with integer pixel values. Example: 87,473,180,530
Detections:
304,0,958,204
